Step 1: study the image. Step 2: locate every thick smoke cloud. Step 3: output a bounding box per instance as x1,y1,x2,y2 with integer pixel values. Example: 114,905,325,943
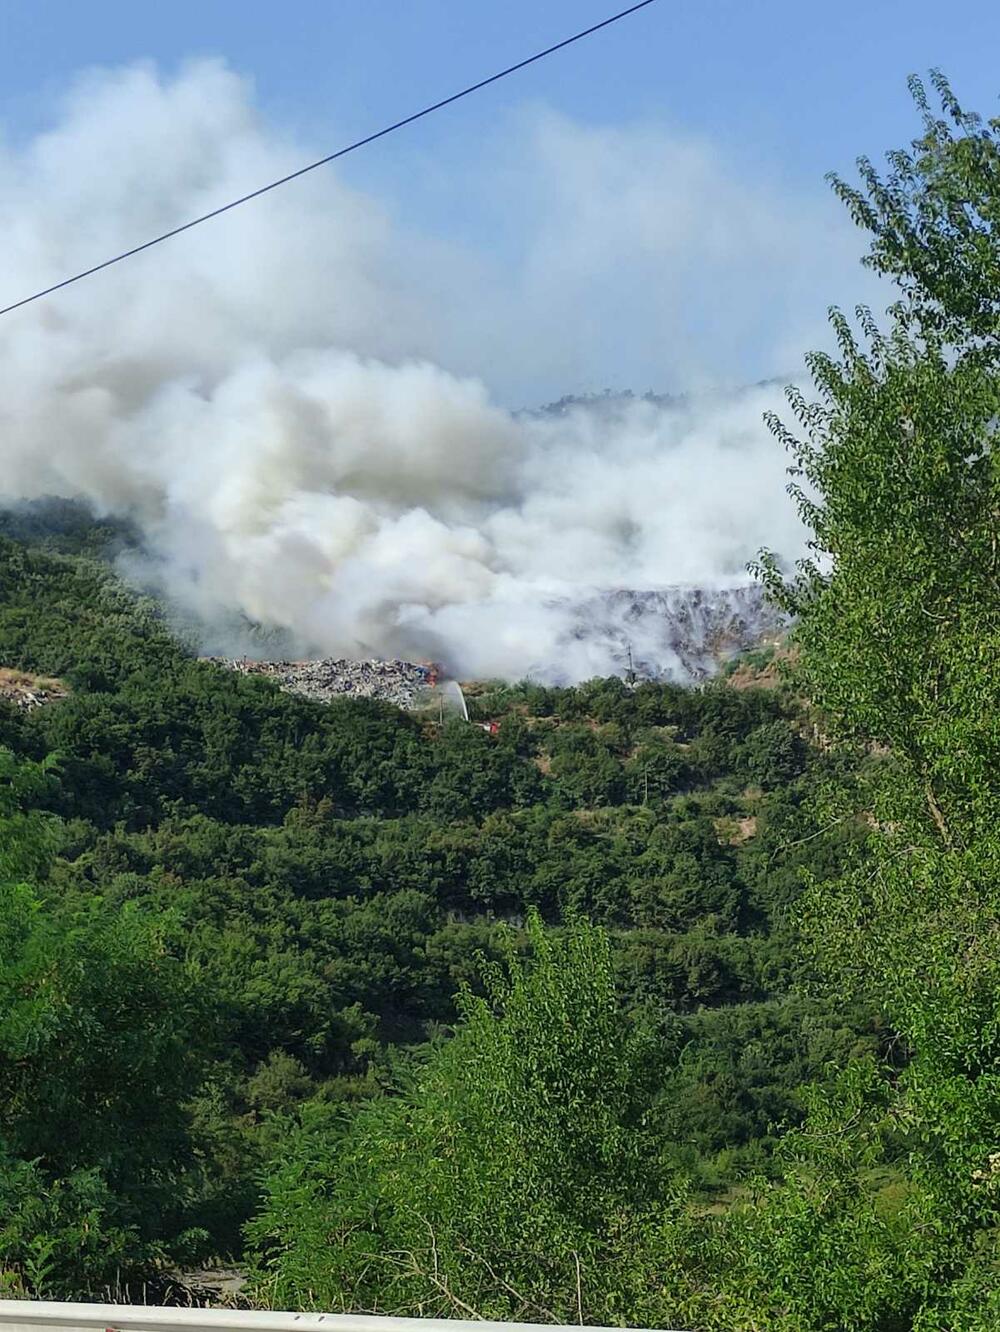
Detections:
0,61,854,679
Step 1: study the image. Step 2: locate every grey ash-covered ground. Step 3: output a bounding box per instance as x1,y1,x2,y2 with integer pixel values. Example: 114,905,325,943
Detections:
563,583,787,681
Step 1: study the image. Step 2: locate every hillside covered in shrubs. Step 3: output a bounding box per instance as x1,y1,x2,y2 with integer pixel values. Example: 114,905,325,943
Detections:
0,520,872,1307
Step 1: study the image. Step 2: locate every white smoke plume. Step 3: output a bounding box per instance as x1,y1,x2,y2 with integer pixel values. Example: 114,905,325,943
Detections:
0,61,859,680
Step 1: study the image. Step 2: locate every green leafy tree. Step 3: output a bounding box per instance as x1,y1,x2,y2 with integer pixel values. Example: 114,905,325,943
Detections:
624,731,690,804
738,720,806,791
249,913,682,1323
0,749,217,1295
710,72,1000,1331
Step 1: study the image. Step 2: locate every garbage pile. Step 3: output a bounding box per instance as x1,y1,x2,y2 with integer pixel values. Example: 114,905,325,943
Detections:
203,657,436,710
0,668,68,711
560,584,788,681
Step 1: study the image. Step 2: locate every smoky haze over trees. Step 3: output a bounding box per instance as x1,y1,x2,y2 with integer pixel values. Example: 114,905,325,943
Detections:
0,59,835,681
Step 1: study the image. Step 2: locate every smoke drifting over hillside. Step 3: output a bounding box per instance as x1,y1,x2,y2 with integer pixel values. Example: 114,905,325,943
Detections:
0,61,847,679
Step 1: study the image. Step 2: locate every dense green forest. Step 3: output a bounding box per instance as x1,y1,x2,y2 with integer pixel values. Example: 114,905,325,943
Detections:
2,73,1000,1330
0,506,872,1299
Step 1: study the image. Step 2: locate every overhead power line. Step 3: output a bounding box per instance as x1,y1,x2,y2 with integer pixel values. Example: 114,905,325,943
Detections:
0,0,659,318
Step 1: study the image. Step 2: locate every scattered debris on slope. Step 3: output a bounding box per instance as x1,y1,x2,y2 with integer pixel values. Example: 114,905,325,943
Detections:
555,584,789,682
203,656,436,711
0,667,69,711
167,1265,249,1307
724,642,795,690
715,814,759,845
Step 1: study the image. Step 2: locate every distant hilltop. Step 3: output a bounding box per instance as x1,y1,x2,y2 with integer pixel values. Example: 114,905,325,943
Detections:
526,379,790,419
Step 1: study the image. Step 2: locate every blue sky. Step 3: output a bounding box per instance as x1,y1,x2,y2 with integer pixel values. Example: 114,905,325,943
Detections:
0,1,997,400
3,1,997,183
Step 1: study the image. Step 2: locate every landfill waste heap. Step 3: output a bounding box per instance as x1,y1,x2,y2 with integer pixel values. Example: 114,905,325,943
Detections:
202,656,437,711
0,667,68,711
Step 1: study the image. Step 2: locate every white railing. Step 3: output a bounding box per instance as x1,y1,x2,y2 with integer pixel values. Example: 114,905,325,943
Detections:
0,1302,662,1332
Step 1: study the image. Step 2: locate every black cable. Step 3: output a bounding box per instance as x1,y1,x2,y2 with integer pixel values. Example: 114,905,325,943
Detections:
0,0,659,318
